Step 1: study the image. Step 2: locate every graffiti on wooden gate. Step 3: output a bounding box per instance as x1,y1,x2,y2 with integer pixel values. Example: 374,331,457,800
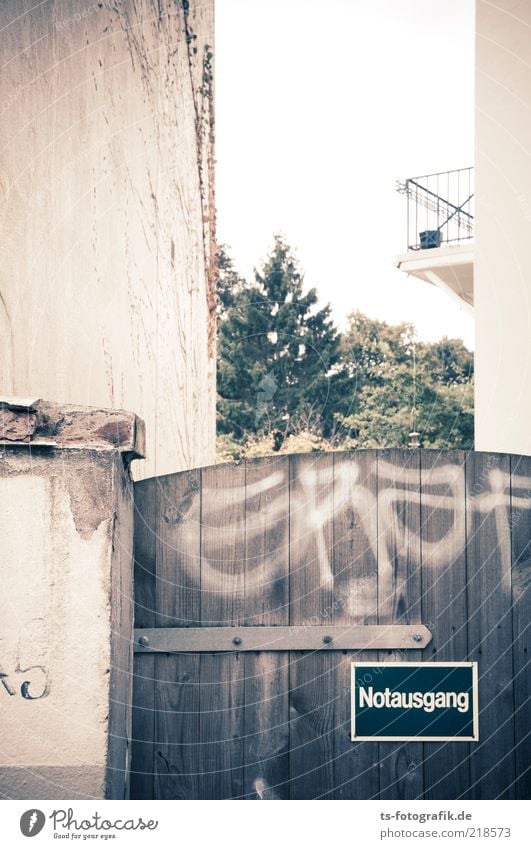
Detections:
162,456,529,604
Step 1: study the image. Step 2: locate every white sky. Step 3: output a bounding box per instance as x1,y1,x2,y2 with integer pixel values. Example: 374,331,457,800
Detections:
216,0,475,348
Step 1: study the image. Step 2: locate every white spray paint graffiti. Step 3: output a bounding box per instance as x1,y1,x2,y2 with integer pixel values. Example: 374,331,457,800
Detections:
161,457,530,607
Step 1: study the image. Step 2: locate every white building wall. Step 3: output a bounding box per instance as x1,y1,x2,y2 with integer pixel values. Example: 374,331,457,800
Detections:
0,0,216,479
475,0,531,455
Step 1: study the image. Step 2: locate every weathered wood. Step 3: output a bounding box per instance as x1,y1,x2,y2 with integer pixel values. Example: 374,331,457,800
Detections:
197,652,245,799
244,456,290,627
377,449,423,800
243,456,290,799
130,479,158,800
153,654,200,800
331,451,379,799
198,462,246,798
421,450,471,799
131,449,531,800
200,462,246,627
156,470,202,628
467,452,515,799
134,624,431,652
509,454,531,800
153,471,202,799
289,453,336,799
243,651,290,799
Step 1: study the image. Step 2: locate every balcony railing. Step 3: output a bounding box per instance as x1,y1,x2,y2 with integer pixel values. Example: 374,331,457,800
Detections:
397,166,474,251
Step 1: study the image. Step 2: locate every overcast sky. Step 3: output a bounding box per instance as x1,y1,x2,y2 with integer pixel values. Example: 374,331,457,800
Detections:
216,0,475,347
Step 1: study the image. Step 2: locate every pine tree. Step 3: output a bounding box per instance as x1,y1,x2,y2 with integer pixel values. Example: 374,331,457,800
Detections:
217,250,474,456
217,236,346,445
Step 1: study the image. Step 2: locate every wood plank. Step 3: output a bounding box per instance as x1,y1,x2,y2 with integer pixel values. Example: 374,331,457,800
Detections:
152,470,202,799
421,450,471,799
153,654,200,800
197,651,245,799
509,454,531,800
330,450,380,799
289,453,336,625
377,448,423,800
289,452,336,799
130,478,158,800
198,462,246,799
466,452,515,799
243,651,290,799
244,455,290,627
156,470,202,628
242,456,290,799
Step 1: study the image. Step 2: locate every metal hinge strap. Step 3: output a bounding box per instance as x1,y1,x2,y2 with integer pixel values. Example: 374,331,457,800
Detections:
134,625,432,653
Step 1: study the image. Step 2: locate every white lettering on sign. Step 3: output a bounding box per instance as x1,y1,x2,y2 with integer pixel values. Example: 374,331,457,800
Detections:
359,686,469,714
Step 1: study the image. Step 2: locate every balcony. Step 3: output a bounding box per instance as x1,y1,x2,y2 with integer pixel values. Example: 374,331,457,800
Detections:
394,167,474,310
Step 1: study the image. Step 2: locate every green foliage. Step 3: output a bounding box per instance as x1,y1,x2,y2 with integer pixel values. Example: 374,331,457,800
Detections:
215,429,335,463
217,235,348,445
216,245,246,317
336,312,474,449
217,243,474,456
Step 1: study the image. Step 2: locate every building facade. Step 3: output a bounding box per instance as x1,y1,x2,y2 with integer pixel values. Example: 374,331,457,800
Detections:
0,0,216,478
396,0,531,458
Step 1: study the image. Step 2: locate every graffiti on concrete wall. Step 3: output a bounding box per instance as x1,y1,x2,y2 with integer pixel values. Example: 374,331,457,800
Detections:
0,663,49,699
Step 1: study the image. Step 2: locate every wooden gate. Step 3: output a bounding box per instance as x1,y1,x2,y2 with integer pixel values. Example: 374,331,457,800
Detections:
130,450,530,799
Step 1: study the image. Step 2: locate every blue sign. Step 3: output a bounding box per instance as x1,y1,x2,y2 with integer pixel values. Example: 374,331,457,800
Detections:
351,662,478,741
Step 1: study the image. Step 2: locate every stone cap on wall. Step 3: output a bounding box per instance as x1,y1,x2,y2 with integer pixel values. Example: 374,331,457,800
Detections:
0,397,145,459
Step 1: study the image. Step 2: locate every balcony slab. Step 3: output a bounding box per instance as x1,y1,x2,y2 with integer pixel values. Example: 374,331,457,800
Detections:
395,243,474,311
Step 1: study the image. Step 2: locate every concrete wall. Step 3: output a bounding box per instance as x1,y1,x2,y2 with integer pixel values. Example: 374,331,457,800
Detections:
0,399,144,799
475,0,531,455
0,0,216,479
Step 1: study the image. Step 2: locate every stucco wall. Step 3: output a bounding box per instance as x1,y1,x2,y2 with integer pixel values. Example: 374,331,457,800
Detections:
0,0,216,479
0,400,142,799
475,0,531,455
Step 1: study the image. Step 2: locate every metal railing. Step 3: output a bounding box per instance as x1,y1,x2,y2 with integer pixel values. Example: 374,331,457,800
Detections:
397,167,474,251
